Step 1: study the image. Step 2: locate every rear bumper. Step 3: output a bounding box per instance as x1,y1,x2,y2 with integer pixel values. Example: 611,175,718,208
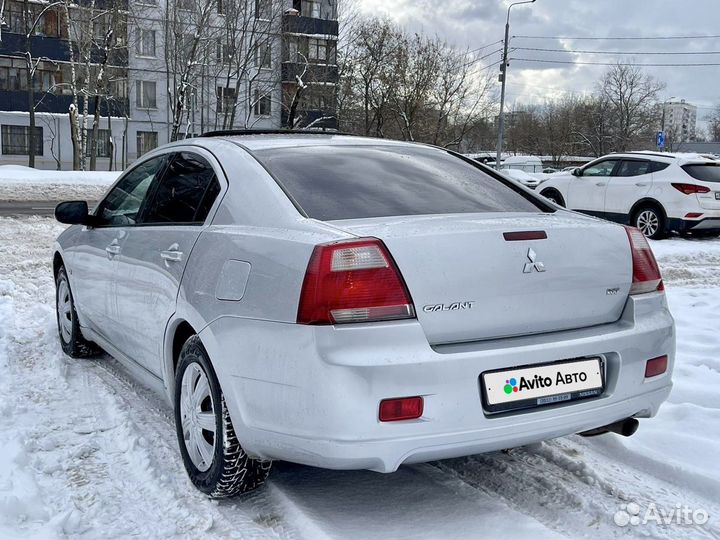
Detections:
668,216,720,233
199,293,675,472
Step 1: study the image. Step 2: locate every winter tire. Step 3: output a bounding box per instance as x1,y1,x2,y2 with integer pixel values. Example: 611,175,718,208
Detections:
55,266,98,357
174,335,271,498
540,189,565,207
633,206,666,240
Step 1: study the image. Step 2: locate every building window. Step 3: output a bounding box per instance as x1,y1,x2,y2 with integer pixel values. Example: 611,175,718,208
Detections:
136,131,158,156
308,38,326,61
216,86,236,113
84,129,112,158
0,67,26,91
136,80,157,109
253,89,271,116
286,36,299,62
301,0,321,18
255,43,271,68
177,0,194,11
255,0,271,19
1,125,43,156
216,40,232,64
136,29,156,57
32,68,62,93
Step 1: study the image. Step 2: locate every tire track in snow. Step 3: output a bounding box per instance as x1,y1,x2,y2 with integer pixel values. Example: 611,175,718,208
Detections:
435,436,720,540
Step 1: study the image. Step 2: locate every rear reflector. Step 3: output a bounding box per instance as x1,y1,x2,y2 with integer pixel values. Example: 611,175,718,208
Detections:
645,355,668,378
685,213,704,219
624,227,664,295
379,397,423,422
503,231,547,241
297,238,415,325
672,183,711,195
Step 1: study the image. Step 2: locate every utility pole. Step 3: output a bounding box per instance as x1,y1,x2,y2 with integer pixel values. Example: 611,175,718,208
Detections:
496,0,536,169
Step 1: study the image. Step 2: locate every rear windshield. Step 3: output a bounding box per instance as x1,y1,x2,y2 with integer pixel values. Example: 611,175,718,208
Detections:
682,164,720,183
254,145,545,221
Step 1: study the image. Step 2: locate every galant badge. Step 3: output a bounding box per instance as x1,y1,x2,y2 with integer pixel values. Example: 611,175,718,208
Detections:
523,248,546,273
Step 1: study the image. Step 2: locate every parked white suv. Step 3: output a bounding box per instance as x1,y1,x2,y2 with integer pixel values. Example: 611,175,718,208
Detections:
539,152,720,239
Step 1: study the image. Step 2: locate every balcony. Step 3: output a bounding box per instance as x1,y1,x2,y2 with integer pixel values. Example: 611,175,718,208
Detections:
0,33,70,62
282,15,338,37
282,62,338,84
0,32,128,65
0,90,128,115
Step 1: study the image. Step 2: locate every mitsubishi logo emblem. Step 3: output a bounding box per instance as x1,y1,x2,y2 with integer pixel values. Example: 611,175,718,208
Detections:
523,248,546,273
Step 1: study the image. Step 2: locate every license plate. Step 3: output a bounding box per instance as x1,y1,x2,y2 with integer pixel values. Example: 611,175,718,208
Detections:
481,358,604,413
715,192,720,200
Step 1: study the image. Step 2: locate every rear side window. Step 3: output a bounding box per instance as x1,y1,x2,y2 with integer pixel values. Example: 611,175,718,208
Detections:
141,152,221,224
254,145,545,221
682,164,720,183
649,161,670,173
615,160,650,177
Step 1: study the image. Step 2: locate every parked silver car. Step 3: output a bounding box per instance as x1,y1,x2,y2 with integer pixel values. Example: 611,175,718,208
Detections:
53,132,675,498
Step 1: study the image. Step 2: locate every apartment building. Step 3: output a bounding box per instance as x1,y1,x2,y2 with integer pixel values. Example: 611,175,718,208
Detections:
0,0,338,170
663,99,697,144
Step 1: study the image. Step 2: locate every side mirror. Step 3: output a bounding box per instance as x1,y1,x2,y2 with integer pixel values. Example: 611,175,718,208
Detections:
572,168,582,177
55,201,94,225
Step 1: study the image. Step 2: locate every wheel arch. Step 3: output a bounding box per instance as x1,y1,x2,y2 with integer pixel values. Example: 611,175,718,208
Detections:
629,198,667,222
540,186,566,207
163,318,200,400
53,251,64,280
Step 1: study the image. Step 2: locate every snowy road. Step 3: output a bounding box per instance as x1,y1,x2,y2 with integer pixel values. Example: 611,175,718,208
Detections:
1,216,719,540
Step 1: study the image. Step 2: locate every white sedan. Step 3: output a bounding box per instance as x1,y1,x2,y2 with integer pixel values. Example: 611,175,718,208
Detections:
52,133,674,498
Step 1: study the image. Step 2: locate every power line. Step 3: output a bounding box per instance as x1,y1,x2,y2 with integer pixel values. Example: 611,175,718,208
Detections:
512,58,720,67
514,46,720,56
513,34,720,41
462,39,504,57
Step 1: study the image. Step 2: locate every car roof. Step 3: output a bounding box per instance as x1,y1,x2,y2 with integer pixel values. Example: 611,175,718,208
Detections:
623,151,717,166
198,131,417,152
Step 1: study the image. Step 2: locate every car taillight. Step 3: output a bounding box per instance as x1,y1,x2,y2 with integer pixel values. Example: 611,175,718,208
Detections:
671,183,711,195
297,238,415,324
624,226,664,295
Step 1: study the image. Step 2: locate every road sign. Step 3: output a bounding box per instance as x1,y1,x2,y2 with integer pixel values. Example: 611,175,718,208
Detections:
657,131,666,149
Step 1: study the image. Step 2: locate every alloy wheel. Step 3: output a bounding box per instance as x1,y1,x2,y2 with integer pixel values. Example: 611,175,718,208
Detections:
180,363,216,472
636,210,659,237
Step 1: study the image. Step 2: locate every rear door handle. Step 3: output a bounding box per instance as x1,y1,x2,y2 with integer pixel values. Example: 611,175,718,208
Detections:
595,182,607,187
635,182,648,187
161,250,183,262
161,243,183,263
105,242,121,257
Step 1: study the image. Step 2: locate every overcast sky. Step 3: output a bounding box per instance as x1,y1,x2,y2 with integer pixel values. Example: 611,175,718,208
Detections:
358,0,720,132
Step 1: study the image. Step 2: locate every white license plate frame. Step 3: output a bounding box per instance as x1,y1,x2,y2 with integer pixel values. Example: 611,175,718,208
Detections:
481,357,605,414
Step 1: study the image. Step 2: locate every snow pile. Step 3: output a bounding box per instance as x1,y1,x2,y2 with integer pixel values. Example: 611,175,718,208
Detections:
0,166,118,202
0,165,118,186
0,216,718,539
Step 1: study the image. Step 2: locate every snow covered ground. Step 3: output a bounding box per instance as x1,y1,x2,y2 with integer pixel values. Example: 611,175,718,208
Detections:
0,216,719,540
0,166,117,202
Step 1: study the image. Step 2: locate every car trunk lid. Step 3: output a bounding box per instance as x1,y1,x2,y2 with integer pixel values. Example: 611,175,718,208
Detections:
329,213,632,345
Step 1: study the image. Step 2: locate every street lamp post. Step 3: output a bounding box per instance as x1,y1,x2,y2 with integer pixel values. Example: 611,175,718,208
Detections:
496,0,536,169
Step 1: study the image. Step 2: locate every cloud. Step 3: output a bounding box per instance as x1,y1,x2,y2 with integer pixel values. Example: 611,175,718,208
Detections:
358,0,720,126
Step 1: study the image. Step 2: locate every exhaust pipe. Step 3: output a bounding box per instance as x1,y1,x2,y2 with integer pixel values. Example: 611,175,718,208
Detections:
579,417,639,438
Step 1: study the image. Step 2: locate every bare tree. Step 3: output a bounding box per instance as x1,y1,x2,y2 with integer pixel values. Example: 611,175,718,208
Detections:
706,104,720,142
598,63,664,152
62,0,126,170
163,0,217,141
